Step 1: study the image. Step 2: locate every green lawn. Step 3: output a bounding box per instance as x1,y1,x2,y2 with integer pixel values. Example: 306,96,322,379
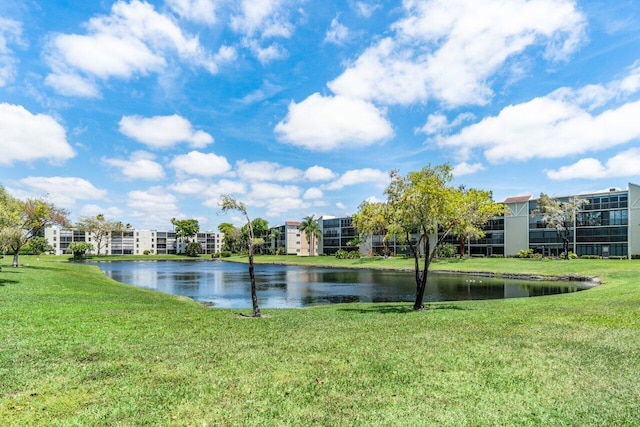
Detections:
1,255,639,426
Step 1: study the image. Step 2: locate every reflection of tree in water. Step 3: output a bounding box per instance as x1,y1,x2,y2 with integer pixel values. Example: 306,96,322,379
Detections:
524,284,579,297
302,295,361,305
172,272,200,286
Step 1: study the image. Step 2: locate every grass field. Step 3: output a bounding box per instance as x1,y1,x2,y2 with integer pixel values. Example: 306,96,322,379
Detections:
1,255,639,426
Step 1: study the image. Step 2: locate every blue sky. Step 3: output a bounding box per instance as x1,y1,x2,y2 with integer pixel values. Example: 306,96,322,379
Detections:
1,0,640,231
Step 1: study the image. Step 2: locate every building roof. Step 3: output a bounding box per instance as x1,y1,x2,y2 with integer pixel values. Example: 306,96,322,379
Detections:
285,221,300,226
503,195,531,203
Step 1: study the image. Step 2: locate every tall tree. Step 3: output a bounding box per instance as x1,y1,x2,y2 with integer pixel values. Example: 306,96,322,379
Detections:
268,228,281,254
352,200,390,256
171,218,200,254
299,215,321,256
220,195,261,318
0,190,68,267
533,193,588,259
450,187,507,257
355,164,497,310
248,218,269,254
76,214,123,255
218,222,241,253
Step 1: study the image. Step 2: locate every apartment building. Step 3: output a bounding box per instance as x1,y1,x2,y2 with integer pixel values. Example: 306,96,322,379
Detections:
317,183,640,259
266,221,312,256
44,227,224,256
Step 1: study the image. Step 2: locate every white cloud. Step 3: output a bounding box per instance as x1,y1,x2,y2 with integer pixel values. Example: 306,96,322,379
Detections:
243,39,288,64
452,162,486,177
264,197,310,217
324,168,389,190
275,93,394,151
16,176,107,209
0,18,24,87
304,165,336,181
44,0,227,97
248,182,301,201
433,65,640,164
102,151,165,180
354,2,381,18
324,18,349,45
363,196,381,204
230,0,296,63
44,72,101,98
0,103,75,166
169,178,210,194
419,112,475,135
546,148,640,180
438,97,640,164
236,160,303,182
202,179,247,208
127,186,180,227
169,151,232,177
119,114,213,149
303,187,323,199
230,0,293,38
329,0,586,107
167,0,216,25
79,204,125,218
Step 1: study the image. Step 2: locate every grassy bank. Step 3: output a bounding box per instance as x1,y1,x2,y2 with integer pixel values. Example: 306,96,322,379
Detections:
1,256,639,425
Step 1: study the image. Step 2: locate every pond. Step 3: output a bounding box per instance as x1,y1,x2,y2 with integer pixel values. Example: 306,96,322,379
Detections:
93,260,592,308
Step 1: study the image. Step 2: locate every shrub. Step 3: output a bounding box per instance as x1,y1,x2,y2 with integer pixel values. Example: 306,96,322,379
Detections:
335,249,361,259
471,254,485,258
436,243,457,258
608,256,626,260
580,255,600,259
220,251,232,258
143,249,151,255
516,248,534,258
631,254,640,259
489,254,504,258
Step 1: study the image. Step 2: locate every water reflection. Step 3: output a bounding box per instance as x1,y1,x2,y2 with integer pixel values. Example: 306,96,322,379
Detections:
94,260,590,309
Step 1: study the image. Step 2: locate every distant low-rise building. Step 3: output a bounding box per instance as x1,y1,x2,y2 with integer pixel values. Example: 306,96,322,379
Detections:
44,227,223,256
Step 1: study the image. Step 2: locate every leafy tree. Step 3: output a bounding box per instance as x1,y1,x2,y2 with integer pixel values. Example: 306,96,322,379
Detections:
171,218,200,254
220,195,261,318
268,228,281,254
24,236,53,255
218,222,241,253
67,241,94,260
185,241,203,257
248,218,269,254
0,189,68,267
299,215,321,256
533,193,588,260
355,164,498,310
450,187,507,257
76,214,125,255
352,201,390,255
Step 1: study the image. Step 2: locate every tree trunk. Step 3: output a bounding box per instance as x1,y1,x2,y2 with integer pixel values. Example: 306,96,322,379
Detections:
413,269,428,310
459,236,466,257
248,247,261,318
412,235,431,310
12,250,19,267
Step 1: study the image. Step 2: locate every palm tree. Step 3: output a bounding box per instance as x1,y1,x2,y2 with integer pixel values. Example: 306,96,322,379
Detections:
268,228,281,254
299,215,321,256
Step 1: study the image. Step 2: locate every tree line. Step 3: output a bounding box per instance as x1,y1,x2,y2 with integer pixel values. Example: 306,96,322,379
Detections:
2,163,581,313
